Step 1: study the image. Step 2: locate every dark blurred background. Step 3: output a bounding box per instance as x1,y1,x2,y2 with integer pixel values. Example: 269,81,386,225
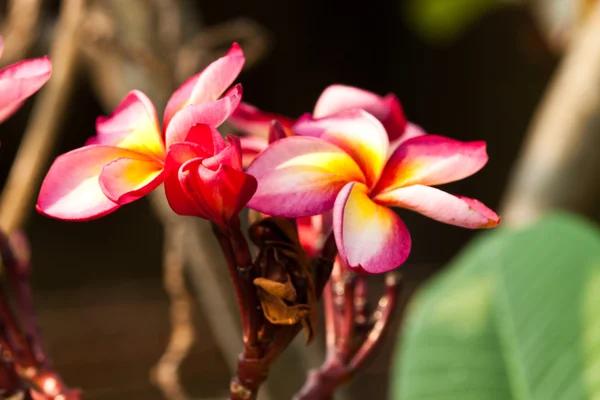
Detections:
0,0,561,398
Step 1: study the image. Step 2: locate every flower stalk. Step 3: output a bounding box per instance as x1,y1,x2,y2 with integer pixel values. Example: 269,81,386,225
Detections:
294,263,402,400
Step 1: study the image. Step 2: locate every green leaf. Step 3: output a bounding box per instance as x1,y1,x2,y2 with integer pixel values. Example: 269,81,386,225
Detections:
392,212,600,400
405,0,520,43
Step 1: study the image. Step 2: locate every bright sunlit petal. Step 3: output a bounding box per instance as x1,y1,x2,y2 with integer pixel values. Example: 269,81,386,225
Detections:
246,136,365,217
334,182,411,274
294,110,389,188
37,145,143,220
163,43,245,129
374,134,488,194
95,90,163,158
374,184,500,228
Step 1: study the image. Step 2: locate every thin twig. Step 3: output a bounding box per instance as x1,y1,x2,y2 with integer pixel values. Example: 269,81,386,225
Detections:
151,222,194,400
0,0,86,233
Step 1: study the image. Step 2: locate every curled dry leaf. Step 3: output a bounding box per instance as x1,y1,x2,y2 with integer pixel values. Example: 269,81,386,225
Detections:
250,217,318,342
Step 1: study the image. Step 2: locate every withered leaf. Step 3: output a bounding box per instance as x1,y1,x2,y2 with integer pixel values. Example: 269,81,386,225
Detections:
253,277,296,302
256,288,309,325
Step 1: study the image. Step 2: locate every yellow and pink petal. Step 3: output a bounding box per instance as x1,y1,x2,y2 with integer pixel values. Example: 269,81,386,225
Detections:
163,43,245,129
293,110,389,188
99,157,164,204
333,182,411,274
95,90,164,159
374,135,488,194
374,184,500,229
37,145,145,221
313,84,407,141
246,136,365,218
0,55,52,124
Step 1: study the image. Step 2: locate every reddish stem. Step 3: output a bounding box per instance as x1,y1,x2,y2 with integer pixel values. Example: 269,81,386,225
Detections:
212,222,267,399
294,270,403,399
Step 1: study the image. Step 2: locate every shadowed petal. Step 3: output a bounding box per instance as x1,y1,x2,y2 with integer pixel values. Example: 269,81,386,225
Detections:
164,43,244,128
165,84,242,147
313,84,407,140
294,110,389,188
184,123,227,155
202,135,243,171
228,102,295,139
179,161,257,225
334,182,411,274
95,90,163,158
246,136,365,217
374,184,500,228
99,157,164,204
374,135,488,194
37,145,143,220
240,136,268,168
164,142,211,216
0,56,51,124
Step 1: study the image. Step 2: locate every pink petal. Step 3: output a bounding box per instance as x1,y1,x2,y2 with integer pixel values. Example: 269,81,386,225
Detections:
179,161,257,225
37,145,144,220
0,56,51,124
293,109,389,188
313,84,407,140
99,157,164,204
164,142,211,216
334,182,411,274
95,90,163,158
164,43,245,129
374,184,500,229
228,102,295,139
246,136,365,217
374,135,488,194
165,84,242,147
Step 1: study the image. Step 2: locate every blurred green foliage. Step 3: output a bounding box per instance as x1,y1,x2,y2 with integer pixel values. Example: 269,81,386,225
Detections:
406,0,520,43
392,212,600,399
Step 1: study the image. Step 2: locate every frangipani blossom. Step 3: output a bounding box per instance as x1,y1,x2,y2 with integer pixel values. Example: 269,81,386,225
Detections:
230,84,425,167
247,110,499,274
0,36,52,124
37,43,245,220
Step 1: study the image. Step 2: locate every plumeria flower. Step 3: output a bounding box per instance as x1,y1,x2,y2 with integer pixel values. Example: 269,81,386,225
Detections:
229,84,425,167
165,124,256,227
246,110,500,273
0,36,52,124
37,43,245,220
232,85,425,256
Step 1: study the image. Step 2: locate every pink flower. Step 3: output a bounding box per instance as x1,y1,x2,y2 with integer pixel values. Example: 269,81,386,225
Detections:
246,110,499,274
37,44,244,220
230,84,425,166
0,36,52,124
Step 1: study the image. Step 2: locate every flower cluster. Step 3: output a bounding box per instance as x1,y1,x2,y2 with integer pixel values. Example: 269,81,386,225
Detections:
37,42,499,273
234,86,500,273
